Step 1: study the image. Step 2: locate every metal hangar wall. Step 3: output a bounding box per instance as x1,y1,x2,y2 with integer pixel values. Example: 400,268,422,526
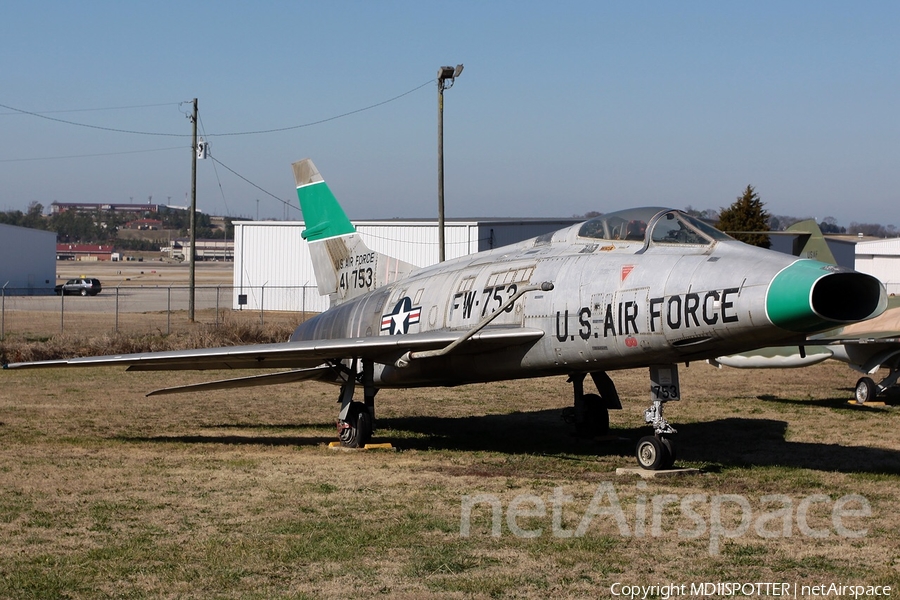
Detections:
231,218,580,312
0,223,56,295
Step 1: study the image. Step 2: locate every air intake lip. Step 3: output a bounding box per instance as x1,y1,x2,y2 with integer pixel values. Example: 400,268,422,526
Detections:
766,261,887,333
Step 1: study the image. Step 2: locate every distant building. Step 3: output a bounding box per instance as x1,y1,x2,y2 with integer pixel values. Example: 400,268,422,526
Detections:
56,244,116,261
50,202,161,215
123,218,163,230
0,223,56,294
165,239,233,262
855,238,900,295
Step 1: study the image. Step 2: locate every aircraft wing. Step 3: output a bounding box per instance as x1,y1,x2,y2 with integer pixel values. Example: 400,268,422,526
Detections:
3,327,545,373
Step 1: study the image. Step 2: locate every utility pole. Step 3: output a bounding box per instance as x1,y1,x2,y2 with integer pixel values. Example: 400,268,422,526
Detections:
437,64,463,262
189,98,198,322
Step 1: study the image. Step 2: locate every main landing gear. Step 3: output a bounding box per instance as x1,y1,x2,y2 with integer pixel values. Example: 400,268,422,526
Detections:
566,371,622,438
853,351,900,404
334,358,377,448
855,364,900,404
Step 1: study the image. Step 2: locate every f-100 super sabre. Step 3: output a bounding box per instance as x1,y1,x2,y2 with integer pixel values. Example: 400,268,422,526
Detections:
4,159,887,469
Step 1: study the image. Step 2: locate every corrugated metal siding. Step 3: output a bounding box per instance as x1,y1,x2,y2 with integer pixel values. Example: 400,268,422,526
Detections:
856,255,900,295
0,223,56,294
355,221,478,265
233,221,320,311
475,220,581,251
232,221,480,311
855,239,900,295
856,238,900,256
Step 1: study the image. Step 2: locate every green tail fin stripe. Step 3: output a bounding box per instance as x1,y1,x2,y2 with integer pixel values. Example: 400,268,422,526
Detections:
292,159,355,242
296,180,355,241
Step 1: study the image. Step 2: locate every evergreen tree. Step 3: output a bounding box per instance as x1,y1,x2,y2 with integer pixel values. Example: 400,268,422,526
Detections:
717,185,771,248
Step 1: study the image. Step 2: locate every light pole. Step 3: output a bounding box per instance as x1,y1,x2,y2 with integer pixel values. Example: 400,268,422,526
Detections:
437,63,463,262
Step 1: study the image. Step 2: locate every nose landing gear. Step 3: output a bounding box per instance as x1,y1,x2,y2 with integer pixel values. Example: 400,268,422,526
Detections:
636,364,680,470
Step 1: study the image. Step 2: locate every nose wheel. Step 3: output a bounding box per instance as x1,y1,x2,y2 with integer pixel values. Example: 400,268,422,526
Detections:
636,435,676,470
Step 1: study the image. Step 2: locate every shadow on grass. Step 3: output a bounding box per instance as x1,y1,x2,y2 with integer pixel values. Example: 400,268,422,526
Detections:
757,393,899,410
674,417,900,474
374,411,900,474
117,409,900,474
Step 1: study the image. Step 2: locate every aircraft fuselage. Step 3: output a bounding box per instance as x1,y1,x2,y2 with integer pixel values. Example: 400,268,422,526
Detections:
291,208,885,388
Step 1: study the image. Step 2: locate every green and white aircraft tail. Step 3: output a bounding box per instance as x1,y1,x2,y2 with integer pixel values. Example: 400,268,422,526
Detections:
292,158,417,306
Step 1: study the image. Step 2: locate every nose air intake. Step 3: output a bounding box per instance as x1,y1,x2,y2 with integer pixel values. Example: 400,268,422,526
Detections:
811,272,885,322
766,260,887,333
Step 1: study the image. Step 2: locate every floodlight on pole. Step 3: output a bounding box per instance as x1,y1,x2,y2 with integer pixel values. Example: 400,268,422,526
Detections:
437,63,463,262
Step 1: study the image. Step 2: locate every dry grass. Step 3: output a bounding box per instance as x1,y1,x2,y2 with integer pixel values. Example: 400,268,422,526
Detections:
0,317,302,364
1,341,900,598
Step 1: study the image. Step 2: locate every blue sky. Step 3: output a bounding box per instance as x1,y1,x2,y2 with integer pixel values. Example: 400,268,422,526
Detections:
1,1,898,227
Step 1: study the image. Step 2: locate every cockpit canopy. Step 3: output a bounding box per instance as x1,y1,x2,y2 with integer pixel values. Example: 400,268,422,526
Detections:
577,207,731,246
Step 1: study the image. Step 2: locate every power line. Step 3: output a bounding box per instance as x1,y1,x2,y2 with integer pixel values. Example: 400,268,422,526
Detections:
0,102,187,137
208,79,434,137
209,155,299,214
0,146,185,163
0,102,178,116
0,79,434,139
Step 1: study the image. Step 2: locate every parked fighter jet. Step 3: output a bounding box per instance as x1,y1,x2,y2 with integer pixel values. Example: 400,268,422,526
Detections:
3,159,888,469
710,220,900,404
711,297,900,403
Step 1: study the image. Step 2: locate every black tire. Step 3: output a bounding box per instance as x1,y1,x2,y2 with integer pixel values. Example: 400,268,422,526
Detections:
339,402,372,448
80,288,87,297
660,437,676,469
855,377,877,404
574,393,610,437
636,435,666,470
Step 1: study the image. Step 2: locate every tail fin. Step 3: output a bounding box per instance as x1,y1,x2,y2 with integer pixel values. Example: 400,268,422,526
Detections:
292,158,416,305
786,219,837,265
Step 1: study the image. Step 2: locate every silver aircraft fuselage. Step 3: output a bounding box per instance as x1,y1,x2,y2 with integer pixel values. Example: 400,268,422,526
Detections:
292,207,885,388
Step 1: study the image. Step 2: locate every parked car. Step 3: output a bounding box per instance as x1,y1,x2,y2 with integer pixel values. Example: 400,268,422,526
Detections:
54,278,102,296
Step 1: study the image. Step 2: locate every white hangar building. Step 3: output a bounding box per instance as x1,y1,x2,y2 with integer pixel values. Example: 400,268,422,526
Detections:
855,238,900,296
232,218,580,312
0,223,56,295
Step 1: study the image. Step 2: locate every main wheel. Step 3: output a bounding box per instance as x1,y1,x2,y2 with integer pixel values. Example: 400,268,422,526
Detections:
660,437,676,469
574,393,610,437
339,402,373,448
636,435,667,470
855,377,877,404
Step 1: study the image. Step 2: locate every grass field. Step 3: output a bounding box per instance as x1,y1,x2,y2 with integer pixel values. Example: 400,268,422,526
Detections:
2,356,899,598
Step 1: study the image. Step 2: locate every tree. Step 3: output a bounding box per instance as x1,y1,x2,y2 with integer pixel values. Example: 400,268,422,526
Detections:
819,216,846,235
717,185,771,248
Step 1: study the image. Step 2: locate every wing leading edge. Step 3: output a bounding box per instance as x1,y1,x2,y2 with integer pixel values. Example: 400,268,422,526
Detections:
4,327,544,373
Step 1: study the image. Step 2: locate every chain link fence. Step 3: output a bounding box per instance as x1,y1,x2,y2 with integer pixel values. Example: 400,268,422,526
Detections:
0,285,321,339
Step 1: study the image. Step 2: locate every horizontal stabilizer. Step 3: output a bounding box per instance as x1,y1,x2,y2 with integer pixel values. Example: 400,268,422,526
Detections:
147,366,334,396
